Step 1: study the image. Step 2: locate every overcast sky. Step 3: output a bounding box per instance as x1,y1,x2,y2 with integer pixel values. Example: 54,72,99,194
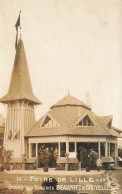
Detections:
0,0,122,128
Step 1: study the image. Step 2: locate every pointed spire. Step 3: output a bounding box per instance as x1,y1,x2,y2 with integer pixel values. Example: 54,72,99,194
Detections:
0,37,42,105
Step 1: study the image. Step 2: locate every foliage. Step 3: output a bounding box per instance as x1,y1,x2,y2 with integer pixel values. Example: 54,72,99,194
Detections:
0,146,13,170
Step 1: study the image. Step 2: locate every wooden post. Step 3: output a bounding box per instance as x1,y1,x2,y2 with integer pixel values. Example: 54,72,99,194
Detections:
65,138,69,171
116,143,118,158
115,143,118,164
115,143,116,163
75,142,77,158
36,143,38,158
59,142,60,158
105,142,108,157
66,140,69,153
98,142,100,158
29,143,31,158
109,143,110,157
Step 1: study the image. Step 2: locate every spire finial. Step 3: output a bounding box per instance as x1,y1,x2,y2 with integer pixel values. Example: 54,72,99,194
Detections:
15,9,21,49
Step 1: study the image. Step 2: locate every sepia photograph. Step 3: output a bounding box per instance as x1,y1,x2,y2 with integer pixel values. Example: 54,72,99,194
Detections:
0,0,122,193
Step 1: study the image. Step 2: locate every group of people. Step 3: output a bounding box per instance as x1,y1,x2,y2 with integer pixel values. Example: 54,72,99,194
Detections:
39,144,99,169
79,146,98,170
38,146,58,167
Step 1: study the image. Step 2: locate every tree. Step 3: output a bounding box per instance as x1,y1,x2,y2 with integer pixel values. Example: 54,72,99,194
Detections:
0,146,13,171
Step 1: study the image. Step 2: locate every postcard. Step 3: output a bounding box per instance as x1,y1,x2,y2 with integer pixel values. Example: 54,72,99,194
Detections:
0,0,122,193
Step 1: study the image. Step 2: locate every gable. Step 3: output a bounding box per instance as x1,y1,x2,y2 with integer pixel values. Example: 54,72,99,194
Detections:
106,120,112,129
76,115,94,126
41,115,59,128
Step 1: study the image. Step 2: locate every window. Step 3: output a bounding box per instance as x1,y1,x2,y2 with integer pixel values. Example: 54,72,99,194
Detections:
60,142,66,157
31,143,36,157
100,142,106,157
110,143,115,158
41,116,59,127
76,115,93,126
42,116,51,127
69,142,75,152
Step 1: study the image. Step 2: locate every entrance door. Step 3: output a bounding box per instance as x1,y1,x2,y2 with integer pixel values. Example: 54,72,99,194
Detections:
77,142,98,167
38,143,58,168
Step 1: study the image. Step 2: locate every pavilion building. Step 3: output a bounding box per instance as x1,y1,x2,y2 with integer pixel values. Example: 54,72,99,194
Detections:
0,31,121,169
25,93,120,169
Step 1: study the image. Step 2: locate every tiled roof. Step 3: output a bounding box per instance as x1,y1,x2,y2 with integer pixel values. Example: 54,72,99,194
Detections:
25,95,120,138
50,94,91,110
112,126,122,134
96,115,113,127
0,38,41,105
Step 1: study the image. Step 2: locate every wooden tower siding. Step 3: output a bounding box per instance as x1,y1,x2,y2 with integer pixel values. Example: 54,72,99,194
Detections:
4,101,35,156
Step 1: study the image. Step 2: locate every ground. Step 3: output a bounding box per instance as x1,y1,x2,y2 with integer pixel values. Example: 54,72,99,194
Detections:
0,169,122,194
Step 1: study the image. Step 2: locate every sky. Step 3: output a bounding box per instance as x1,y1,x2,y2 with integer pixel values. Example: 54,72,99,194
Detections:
0,0,122,128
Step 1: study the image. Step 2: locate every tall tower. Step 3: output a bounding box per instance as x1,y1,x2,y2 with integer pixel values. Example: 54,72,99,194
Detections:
0,36,41,157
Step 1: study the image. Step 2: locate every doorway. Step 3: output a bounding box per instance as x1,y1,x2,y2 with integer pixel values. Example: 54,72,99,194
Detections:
77,142,98,167
38,143,58,168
